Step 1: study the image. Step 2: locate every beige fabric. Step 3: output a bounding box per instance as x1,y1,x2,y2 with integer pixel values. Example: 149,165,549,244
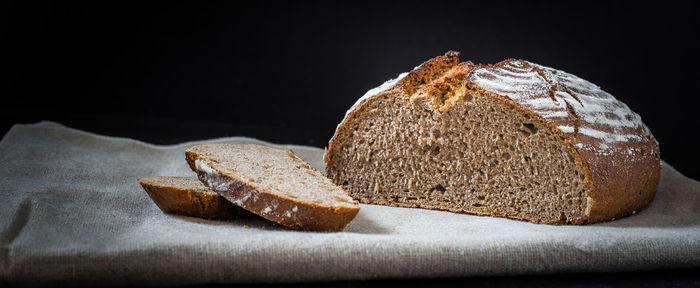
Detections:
0,121,698,286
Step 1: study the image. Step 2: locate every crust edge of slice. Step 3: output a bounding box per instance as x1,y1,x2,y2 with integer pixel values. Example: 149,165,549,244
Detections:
185,144,360,232
138,176,248,220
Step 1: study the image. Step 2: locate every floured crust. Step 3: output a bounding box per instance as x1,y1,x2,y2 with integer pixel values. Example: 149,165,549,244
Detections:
325,52,660,224
465,59,660,223
186,144,360,232
138,176,248,220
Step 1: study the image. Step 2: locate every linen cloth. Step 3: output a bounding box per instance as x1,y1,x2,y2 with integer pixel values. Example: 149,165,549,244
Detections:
1,121,698,285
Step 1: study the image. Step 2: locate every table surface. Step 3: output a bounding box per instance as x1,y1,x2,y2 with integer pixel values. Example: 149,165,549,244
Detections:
1,116,698,287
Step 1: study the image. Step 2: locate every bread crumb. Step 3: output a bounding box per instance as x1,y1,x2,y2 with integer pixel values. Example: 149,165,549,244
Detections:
333,194,352,203
286,150,295,158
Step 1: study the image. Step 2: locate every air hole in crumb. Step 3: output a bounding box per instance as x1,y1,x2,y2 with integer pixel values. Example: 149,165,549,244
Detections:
559,212,567,222
472,203,484,207
432,184,446,193
438,90,449,104
432,146,440,155
342,181,348,186
523,123,538,135
524,156,531,162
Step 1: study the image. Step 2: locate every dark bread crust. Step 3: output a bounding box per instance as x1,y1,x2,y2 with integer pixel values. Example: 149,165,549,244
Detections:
186,145,360,232
465,59,660,224
138,176,248,220
326,51,469,165
575,138,659,223
398,50,462,96
325,52,660,224
463,85,659,224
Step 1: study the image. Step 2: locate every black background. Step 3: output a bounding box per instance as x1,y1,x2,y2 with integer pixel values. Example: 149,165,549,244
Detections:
2,1,700,286
4,1,699,179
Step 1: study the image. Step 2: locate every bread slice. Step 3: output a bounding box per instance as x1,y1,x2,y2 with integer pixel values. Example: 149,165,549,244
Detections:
186,143,360,231
138,176,248,220
324,51,660,224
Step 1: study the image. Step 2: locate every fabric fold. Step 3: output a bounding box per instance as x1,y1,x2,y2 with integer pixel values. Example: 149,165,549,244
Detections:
0,121,698,285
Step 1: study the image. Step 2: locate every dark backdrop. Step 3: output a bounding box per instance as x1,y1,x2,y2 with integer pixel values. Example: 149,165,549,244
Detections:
4,1,699,181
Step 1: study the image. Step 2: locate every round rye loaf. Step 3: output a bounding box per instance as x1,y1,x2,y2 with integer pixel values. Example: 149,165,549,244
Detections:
324,51,660,224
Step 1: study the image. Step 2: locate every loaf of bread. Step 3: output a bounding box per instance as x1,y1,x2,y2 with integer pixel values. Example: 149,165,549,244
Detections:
324,51,660,224
186,143,360,231
138,176,248,220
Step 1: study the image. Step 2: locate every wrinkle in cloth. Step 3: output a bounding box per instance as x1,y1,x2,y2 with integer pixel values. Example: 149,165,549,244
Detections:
0,121,698,285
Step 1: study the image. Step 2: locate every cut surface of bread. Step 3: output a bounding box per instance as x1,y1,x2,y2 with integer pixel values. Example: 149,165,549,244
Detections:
325,51,660,224
186,143,360,231
138,176,247,220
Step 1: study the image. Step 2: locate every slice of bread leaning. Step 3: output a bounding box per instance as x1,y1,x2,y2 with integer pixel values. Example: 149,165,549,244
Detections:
138,176,248,220
186,143,360,231
324,51,660,224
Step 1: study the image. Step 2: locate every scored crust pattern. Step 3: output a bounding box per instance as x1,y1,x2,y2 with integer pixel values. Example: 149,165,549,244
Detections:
468,59,657,159
326,51,661,224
